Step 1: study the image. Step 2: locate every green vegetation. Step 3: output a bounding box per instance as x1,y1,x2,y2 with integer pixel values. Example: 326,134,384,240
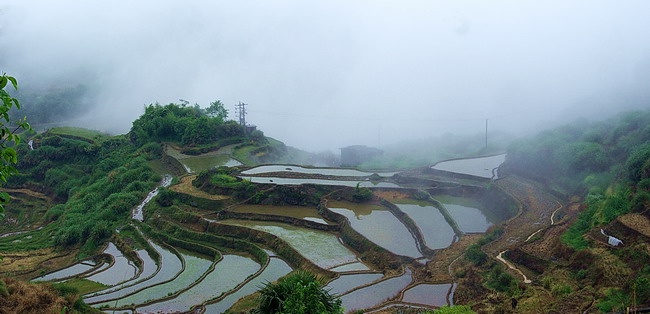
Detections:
504,110,650,310
0,73,32,218
130,101,243,146
352,183,373,202
254,271,343,314
48,127,106,142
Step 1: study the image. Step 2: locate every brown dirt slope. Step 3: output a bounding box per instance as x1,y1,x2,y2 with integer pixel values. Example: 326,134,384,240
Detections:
169,175,230,201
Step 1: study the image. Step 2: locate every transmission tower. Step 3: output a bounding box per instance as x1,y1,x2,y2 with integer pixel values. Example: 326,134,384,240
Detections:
235,102,247,126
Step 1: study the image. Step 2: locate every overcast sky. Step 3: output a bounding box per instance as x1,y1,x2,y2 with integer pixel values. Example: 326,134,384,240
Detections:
1,1,650,151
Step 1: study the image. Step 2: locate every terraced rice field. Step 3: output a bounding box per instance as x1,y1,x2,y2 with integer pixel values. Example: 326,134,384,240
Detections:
219,219,359,269
242,165,397,177
136,254,260,313
390,199,457,250
201,256,291,313
95,250,213,309
84,242,182,304
339,268,413,311
84,243,138,286
229,204,332,225
328,201,422,258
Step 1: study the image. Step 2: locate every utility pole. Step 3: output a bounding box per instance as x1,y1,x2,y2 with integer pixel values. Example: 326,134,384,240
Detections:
235,102,247,127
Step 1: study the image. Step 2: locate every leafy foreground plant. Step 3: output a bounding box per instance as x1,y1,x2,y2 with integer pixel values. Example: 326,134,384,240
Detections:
254,271,343,314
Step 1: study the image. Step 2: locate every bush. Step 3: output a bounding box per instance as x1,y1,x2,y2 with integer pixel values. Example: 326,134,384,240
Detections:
254,271,343,314
352,183,373,202
465,244,487,266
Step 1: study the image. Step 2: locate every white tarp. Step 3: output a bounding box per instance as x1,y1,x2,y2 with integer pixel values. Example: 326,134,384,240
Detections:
601,229,623,247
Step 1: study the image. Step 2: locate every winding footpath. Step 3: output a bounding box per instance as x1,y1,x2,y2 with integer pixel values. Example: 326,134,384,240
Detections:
484,175,563,284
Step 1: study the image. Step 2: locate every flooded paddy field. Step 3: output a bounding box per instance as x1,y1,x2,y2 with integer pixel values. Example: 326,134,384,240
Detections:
95,249,213,309
242,165,397,177
389,199,456,250
85,242,182,304
401,283,456,307
229,204,332,224
241,176,400,188
329,261,370,272
32,260,98,282
327,201,422,258
326,272,384,295
180,155,242,173
432,154,506,179
219,219,360,269
84,243,138,286
202,256,292,313
339,268,413,312
432,194,501,233
136,254,260,313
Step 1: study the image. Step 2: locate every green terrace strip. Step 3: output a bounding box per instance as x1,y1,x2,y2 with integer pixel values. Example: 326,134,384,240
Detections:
137,254,261,313
328,201,423,259
389,199,457,250
219,219,360,269
84,241,183,304
84,243,138,286
227,204,333,225
46,127,107,143
202,256,292,313
339,268,413,311
326,272,384,296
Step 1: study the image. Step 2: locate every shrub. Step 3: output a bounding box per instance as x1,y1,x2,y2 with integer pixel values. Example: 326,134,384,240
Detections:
465,244,487,266
254,271,343,314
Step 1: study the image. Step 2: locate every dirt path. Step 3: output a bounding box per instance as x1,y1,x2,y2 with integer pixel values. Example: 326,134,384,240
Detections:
484,175,563,283
169,175,230,201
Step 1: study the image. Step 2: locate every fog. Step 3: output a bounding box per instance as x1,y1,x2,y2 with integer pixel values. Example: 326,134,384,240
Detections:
1,1,650,151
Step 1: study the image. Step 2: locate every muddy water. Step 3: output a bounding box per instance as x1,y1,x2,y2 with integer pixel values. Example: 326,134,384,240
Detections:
328,201,422,258
241,176,400,188
180,155,242,173
85,242,182,304
339,268,413,311
329,262,370,272
137,254,261,313
230,204,331,224
242,165,397,177
32,262,95,282
220,220,359,269
390,200,456,250
85,243,138,286
132,175,173,222
401,283,455,306
432,154,506,179
203,256,292,313
432,194,499,233
326,273,383,296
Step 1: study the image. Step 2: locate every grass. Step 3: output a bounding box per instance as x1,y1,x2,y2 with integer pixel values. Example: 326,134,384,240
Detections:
48,127,107,141
61,278,108,295
232,145,258,166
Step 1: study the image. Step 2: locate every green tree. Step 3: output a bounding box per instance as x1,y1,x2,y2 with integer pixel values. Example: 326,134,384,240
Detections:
206,100,228,121
255,271,343,314
0,73,31,218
